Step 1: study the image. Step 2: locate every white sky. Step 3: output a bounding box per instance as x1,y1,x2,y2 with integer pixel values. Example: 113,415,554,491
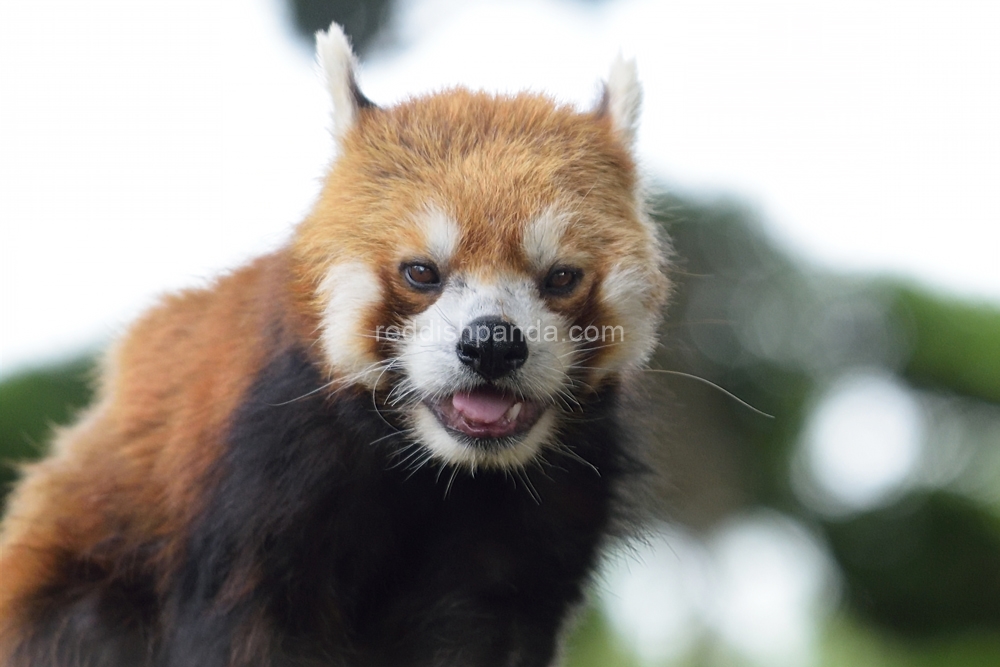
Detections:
2,0,999,375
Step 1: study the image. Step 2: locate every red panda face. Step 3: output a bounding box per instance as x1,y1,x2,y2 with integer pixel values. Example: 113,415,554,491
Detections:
292,30,668,470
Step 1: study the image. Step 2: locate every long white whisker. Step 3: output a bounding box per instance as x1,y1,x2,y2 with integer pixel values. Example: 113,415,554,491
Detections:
443,467,460,499
515,467,542,504
550,443,600,476
266,355,402,407
573,365,774,418
557,341,622,359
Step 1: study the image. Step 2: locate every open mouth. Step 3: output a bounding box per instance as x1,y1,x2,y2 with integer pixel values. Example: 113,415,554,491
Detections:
426,386,544,440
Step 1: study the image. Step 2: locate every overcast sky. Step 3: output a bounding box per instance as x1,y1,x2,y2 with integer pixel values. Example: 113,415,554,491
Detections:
2,0,998,375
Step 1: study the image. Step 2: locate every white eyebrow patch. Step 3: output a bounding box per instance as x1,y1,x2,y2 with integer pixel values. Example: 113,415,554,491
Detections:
415,206,461,266
522,207,573,272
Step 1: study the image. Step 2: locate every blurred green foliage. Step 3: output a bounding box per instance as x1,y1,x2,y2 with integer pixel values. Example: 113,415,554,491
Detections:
0,356,96,507
897,288,1000,404
822,616,1000,667
652,193,1000,642
827,491,1000,636
563,607,644,667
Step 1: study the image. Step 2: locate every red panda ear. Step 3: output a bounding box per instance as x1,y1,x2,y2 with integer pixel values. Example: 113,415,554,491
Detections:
595,53,642,148
315,22,378,146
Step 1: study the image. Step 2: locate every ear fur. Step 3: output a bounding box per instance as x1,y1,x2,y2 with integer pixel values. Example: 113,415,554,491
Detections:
315,22,377,144
598,52,642,147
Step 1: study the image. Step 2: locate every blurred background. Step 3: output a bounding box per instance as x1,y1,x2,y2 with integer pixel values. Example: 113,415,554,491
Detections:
2,1,999,665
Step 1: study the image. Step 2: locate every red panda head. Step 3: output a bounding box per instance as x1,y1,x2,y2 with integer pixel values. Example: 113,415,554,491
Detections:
292,24,669,470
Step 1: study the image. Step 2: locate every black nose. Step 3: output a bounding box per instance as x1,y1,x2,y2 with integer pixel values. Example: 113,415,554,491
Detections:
457,317,529,381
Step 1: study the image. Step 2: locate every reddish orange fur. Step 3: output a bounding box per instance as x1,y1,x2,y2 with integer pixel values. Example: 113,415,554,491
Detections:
0,86,665,660
293,89,663,372
0,254,294,655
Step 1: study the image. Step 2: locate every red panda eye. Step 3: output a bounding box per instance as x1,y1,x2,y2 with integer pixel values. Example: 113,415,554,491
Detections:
543,268,581,294
402,263,441,289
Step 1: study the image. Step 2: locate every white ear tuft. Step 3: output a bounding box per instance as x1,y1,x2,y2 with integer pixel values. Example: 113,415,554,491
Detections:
603,53,643,147
315,22,373,143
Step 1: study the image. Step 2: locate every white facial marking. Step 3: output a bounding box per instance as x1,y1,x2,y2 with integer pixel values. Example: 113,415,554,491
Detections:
318,262,382,385
411,405,557,470
398,274,577,469
522,207,572,273
605,53,642,147
404,274,575,397
415,207,461,267
598,262,660,375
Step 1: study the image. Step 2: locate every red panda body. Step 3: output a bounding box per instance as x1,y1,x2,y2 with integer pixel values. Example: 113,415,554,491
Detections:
0,24,668,666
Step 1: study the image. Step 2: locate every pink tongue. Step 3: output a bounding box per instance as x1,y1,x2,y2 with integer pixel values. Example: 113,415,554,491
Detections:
452,390,516,424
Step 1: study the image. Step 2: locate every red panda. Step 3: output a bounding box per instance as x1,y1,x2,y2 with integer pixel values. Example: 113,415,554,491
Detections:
0,23,669,666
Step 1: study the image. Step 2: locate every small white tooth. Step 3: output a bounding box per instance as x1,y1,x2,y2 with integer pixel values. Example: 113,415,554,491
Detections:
506,402,523,421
